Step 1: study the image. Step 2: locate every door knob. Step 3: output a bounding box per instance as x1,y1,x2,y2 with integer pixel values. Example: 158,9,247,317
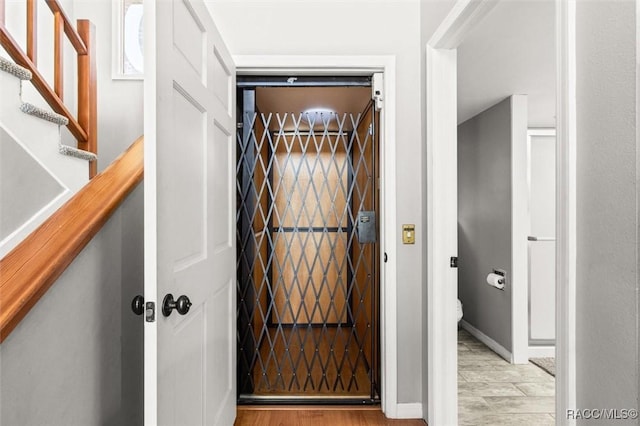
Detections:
162,293,192,317
131,295,144,315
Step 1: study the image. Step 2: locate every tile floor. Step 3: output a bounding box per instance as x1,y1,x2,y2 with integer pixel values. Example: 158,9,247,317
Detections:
458,329,555,425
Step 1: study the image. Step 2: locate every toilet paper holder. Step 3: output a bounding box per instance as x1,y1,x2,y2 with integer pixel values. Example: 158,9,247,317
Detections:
492,269,506,286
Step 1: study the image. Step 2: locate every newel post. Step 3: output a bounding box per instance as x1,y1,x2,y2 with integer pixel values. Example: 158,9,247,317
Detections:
77,19,97,178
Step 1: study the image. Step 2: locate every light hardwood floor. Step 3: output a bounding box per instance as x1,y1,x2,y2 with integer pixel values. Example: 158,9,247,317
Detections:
458,329,555,425
235,406,426,426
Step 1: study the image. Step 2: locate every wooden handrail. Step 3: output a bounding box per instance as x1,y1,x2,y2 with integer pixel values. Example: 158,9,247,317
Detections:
0,27,87,141
44,0,87,55
0,0,97,177
0,137,144,343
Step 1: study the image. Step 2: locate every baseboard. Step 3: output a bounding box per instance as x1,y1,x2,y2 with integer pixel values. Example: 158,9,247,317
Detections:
528,345,555,358
395,403,423,419
460,320,512,363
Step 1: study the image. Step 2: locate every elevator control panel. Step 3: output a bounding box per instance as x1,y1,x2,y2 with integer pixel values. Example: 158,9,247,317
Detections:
402,224,415,244
357,211,377,243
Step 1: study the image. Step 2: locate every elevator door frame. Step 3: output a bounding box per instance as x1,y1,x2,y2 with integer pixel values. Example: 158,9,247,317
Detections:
235,55,399,418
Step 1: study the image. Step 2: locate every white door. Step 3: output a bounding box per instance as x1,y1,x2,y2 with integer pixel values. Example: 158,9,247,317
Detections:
144,0,236,425
528,131,556,343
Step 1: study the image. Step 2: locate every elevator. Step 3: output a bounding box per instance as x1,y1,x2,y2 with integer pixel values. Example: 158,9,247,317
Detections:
236,76,381,404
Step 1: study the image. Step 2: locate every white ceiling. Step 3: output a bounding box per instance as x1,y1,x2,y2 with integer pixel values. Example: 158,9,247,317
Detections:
457,1,556,127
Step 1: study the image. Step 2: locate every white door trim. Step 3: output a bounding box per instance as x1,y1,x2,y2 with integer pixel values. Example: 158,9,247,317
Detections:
555,0,577,424
425,44,458,426
526,128,557,354
511,95,530,365
429,0,498,49
425,0,576,424
234,55,399,417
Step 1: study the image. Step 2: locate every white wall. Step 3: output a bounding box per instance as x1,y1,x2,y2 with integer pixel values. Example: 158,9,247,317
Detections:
205,0,427,404
456,0,555,128
74,0,144,171
575,0,639,419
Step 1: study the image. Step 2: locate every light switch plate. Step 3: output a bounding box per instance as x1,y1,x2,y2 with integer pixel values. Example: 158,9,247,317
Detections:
402,224,415,244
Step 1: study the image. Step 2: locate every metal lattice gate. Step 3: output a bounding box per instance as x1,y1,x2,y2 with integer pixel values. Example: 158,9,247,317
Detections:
236,88,379,403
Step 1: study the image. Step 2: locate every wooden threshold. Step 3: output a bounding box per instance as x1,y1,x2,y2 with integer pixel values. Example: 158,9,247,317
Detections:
239,405,382,411
235,406,426,426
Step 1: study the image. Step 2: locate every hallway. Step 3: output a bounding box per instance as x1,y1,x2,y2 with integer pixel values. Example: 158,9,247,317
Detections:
458,329,555,425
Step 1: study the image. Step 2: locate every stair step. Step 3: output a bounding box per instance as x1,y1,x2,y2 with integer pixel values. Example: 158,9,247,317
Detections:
58,144,97,162
20,103,69,126
0,57,32,81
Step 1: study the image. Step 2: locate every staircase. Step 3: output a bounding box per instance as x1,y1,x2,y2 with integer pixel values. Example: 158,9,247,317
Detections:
0,57,96,258
0,0,145,349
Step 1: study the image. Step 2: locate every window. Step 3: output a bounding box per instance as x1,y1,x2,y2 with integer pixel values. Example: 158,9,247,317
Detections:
113,0,143,79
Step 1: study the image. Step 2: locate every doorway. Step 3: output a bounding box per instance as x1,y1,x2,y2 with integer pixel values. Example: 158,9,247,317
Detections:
426,1,575,424
236,78,381,404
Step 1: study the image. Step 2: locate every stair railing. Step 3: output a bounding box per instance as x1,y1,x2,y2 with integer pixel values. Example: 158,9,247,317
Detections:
0,136,143,342
0,0,97,177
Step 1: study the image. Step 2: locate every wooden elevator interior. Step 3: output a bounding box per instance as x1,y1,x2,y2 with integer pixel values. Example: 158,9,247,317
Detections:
237,82,380,403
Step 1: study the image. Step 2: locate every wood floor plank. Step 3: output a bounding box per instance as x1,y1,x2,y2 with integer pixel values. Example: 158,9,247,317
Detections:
235,406,426,426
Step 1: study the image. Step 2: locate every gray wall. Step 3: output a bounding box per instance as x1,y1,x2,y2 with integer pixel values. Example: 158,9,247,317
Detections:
457,97,520,352
74,2,146,422
0,189,142,426
120,185,144,426
575,1,639,422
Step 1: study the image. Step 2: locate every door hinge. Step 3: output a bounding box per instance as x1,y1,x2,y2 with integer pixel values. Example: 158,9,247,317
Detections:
145,301,156,322
450,256,458,268
368,124,374,135
372,73,384,111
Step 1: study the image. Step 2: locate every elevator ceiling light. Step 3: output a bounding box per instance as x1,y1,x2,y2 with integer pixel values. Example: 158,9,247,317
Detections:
303,108,335,116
